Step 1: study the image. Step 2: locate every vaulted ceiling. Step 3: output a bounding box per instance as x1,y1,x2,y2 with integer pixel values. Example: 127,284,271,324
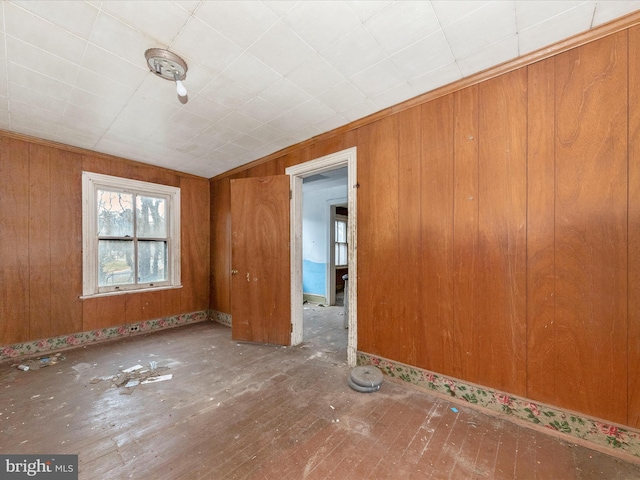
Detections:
2,1,639,178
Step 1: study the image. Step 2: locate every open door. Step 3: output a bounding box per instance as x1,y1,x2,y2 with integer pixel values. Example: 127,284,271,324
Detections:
230,175,291,345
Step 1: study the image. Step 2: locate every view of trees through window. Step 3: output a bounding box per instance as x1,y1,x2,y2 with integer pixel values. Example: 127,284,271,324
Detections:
97,189,168,287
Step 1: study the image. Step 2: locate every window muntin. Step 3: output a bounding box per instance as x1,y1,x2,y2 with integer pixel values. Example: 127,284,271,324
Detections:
82,172,180,297
334,216,348,267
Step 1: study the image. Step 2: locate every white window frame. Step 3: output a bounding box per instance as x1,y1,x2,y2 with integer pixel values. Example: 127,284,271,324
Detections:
334,214,348,268
81,172,181,298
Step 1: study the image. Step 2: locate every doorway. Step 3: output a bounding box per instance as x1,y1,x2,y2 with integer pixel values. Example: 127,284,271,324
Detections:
286,147,357,367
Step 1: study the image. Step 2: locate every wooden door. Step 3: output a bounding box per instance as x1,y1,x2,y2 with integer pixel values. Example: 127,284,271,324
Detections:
230,175,291,345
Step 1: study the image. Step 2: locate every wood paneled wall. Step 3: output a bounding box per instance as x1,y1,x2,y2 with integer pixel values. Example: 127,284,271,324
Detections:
210,24,640,428
0,135,210,344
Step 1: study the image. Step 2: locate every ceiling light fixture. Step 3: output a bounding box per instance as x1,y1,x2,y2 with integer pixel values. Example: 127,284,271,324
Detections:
144,48,188,98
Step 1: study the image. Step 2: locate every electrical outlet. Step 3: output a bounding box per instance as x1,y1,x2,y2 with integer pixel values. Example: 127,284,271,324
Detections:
129,325,139,333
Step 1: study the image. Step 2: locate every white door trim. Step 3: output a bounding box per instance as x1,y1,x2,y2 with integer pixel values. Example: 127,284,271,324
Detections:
286,147,358,367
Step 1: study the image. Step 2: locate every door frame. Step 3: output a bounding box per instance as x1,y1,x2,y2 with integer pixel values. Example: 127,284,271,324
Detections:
329,207,348,307
286,147,358,367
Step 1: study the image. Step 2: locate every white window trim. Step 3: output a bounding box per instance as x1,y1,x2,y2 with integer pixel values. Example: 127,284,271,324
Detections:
81,171,181,298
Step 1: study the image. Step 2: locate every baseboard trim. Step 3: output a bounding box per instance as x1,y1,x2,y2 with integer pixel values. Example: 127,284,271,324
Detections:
1,310,211,362
357,351,640,462
211,310,232,327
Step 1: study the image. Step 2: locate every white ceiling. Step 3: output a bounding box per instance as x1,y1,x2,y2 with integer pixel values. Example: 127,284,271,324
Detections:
2,1,639,179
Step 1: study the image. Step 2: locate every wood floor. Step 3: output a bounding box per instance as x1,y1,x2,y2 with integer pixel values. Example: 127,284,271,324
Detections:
2,303,640,479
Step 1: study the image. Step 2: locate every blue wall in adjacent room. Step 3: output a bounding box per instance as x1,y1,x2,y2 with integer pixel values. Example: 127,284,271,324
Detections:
302,259,326,297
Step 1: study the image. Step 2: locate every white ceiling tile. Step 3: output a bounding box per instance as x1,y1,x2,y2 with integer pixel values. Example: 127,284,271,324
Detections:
74,67,136,104
269,134,298,150
177,62,219,96
347,0,394,22
10,0,99,39
199,76,254,108
320,26,386,78
217,110,263,132
0,0,636,179
202,123,244,143
9,82,68,113
457,35,519,77
12,123,58,140
231,134,267,151
390,30,454,81
593,1,640,25
172,0,201,15
220,53,281,94
239,96,281,123
286,55,346,97
317,81,366,112
216,141,250,157
443,2,517,59
259,78,312,111
290,124,322,141
284,1,361,52
288,98,336,125
7,62,72,101
262,1,299,18
89,12,157,66
177,159,218,178
135,73,186,105
409,62,462,95
365,1,441,54
247,20,316,76
5,3,88,64
313,113,348,133
180,95,232,123
0,33,6,62
10,99,63,129
58,115,108,138
6,36,79,85
63,103,118,129
339,98,379,122
195,1,279,49
67,88,125,117
166,111,213,140
100,1,190,46
56,126,102,147
349,59,406,98
248,123,285,142
268,111,309,134
518,4,595,55
515,1,588,31
170,17,244,75
108,95,181,137
176,138,224,157
187,132,228,150
431,1,492,28
370,82,422,110
81,43,148,87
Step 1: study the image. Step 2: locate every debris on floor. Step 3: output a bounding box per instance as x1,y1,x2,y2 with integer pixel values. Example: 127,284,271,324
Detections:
89,362,172,395
13,353,66,371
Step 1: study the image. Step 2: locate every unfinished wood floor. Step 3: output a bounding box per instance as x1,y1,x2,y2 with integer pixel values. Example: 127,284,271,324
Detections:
2,305,640,479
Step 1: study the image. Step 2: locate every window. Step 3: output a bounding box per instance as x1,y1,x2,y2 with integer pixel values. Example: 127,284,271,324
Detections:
82,172,180,297
334,215,348,267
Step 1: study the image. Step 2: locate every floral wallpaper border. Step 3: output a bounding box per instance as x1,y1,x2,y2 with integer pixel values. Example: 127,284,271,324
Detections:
357,352,640,459
212,310,232,327
1,310,211,362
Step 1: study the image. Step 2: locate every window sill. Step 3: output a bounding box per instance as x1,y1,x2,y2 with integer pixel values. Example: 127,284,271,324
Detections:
80,284,183,300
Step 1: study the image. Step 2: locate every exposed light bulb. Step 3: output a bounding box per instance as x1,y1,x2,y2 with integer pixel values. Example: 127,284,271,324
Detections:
175,79,187,97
